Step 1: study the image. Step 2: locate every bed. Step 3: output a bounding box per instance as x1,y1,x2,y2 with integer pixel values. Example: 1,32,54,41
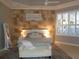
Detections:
18,29,52,58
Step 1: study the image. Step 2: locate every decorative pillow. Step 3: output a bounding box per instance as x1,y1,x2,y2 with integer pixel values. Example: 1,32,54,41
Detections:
27,32,44,38
21,40,36,49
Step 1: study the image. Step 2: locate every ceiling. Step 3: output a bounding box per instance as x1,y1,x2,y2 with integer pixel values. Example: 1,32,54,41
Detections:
14,0,74,6
0,0,79,10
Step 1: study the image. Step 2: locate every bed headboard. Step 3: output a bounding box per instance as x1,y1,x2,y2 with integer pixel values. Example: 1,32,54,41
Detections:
21,29,51,39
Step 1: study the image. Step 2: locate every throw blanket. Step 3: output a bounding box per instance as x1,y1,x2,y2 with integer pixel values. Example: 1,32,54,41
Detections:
18,37,35,49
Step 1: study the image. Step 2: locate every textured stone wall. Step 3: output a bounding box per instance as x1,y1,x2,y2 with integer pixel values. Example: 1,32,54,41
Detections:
10,10,56,47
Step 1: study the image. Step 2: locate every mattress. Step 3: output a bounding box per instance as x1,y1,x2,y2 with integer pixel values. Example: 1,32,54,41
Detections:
18,38,51,57
19,46,51,58
26,38,51,48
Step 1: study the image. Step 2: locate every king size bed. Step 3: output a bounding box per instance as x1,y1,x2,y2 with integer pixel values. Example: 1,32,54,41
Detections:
18,29,52,58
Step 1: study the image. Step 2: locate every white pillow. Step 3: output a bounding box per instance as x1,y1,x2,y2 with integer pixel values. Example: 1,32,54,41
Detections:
28,32,44,38
21,40,35,49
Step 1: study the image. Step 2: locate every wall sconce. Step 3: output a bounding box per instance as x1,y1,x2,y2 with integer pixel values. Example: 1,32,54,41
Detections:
21,30,27,37
43,30,50,38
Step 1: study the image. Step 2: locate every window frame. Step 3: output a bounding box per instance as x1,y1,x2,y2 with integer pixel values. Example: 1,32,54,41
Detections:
56,10,79,36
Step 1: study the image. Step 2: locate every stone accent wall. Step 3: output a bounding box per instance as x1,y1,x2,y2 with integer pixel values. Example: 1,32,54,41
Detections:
10,10,56,47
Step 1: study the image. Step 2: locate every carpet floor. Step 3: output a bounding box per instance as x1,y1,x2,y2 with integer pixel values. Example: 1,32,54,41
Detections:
0,45,72,59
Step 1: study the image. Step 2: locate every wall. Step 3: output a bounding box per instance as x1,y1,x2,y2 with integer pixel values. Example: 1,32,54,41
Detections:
0,2,15,29
0,2,10,22
10,10,56,47
0,2,16,48
0,21,5,49
56,35,79,46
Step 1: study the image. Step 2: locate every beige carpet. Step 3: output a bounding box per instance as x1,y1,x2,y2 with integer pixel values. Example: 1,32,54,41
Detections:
0,45,72,59
52,45,72,59
57,44,79,59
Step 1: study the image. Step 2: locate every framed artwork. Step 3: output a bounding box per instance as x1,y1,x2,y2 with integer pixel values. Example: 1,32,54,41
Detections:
26,13,43,21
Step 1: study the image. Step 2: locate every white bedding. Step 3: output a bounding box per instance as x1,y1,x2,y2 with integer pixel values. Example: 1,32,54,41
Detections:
18,30,52,57
18,39,51,57
19,40,36,49
19,45,51,57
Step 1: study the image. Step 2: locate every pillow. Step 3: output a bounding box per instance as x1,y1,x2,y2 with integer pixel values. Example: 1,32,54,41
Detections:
27,32,44,38
21,40,36,49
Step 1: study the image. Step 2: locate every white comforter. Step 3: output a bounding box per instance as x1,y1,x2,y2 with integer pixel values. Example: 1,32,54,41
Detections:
18,37,51,57
18,39,36,49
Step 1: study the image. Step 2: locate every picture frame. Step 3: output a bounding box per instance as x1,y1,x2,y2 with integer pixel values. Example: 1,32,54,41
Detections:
26,13,43,21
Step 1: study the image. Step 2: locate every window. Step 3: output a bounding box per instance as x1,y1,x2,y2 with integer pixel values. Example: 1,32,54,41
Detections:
77,11,79,24
56,10,79,36
69,11,75,34
76,26,79,35
62,13,68,34
56,14,62,33
76,11,79,35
